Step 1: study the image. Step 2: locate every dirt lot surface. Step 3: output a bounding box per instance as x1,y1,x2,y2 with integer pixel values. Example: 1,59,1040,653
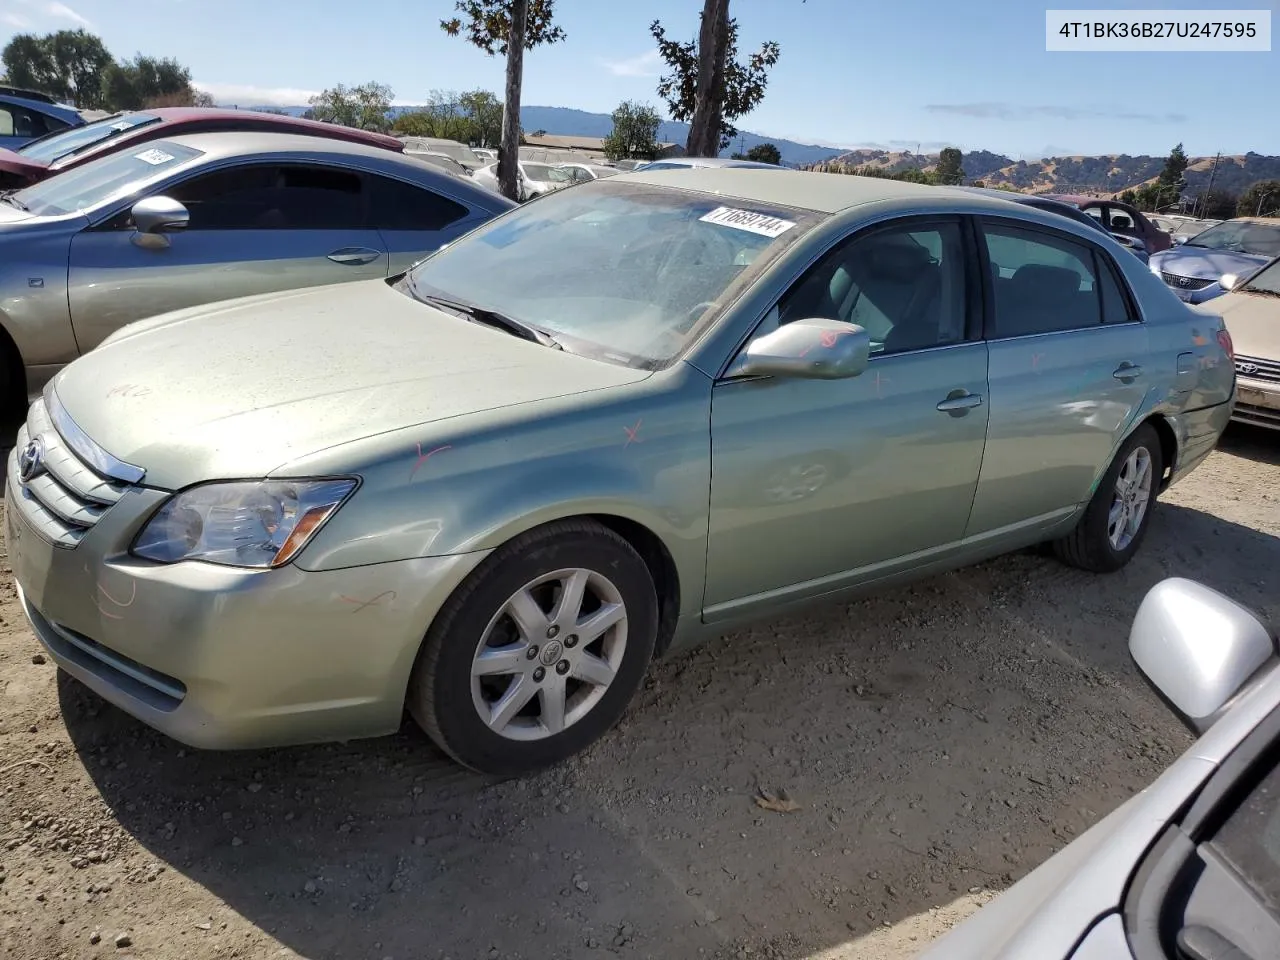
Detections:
1,425,1277,960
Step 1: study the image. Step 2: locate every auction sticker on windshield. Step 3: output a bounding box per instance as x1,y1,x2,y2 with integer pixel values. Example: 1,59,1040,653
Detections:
134,148,175,165
699,206,797,238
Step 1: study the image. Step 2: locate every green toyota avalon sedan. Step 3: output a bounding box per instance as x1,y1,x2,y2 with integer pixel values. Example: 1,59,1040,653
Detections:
5,169,1236,774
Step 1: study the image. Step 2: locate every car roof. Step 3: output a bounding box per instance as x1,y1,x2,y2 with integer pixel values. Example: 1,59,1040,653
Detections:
0,92,83,125
138,108,403,150
1044,193,1112,206
623,167,1027,215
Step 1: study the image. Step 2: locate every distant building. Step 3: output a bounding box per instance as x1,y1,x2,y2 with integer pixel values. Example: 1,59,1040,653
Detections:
519,133,685,163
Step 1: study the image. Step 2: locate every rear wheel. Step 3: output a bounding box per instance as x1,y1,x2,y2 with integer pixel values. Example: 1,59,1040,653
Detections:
1053,423,1163,573
407,520,658,775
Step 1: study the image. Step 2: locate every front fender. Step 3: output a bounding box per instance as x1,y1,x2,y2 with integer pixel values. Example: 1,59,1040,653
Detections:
285,366,713,618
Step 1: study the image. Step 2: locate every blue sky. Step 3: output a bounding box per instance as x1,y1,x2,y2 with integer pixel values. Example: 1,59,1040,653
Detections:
1,0,1276,157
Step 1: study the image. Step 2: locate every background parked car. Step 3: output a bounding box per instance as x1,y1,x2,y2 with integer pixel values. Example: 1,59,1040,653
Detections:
1044,194,1172,253
471,159,575,201
0,107,407,188
397,136,485,173
923,576,1280,960
0,89,83,150
1151,213,1223,245
1149,217,1280,304
555,162,620,184
956,187,1151,263
0,130,513,413
7,171,1233,778
404,150,471,178
1197,254,1280,430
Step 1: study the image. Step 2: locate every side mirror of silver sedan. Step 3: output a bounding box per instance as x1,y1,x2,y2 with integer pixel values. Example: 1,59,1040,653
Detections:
1129,578,1278,735
131,196,190,236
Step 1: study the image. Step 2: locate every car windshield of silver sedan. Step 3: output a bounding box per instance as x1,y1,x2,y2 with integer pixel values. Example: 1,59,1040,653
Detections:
401,180,822,368
523,162,572,183
19,112,159,164
1182,220,1280,258
11,140,203,216
1241,259,1280,296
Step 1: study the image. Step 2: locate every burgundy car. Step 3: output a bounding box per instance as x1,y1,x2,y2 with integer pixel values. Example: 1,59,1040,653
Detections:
0,107,404,187
1045,194,1173,253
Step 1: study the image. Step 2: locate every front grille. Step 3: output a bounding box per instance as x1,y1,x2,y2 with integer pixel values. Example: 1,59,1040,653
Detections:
1161,272,1214,291
1235,355,1280,384
1232,401,1280,429
12,398,132,547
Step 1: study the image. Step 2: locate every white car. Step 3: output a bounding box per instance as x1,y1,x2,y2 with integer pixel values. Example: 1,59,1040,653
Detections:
404,150,471,178
555,162,620,184
471,160,574,201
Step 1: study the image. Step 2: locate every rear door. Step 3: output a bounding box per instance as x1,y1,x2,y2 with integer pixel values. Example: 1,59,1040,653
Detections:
965,216,1150,538
68,161,388,350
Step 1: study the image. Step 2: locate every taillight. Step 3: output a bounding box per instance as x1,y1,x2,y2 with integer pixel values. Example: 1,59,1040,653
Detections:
1217,327,1234,363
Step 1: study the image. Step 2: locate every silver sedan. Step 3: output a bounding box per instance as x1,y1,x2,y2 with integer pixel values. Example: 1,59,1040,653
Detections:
0,131,514,413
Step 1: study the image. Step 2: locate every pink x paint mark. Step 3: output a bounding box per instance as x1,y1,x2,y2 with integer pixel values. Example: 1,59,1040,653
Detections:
92,579,137,620
339,590,397,613
409,443,452,480
623,419,643,447
107,384,151,400
873,371,890,398
800,330,843,358
1031,352,1045,372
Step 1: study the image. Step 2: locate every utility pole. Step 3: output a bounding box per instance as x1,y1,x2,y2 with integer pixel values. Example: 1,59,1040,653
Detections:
1258,189,1274,217
1196,152,1221,218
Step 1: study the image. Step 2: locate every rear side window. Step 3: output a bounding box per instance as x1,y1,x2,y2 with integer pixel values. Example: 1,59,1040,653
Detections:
1096,254,1136,324
981,221,1103,337
367,174,469,231
165,163,366,230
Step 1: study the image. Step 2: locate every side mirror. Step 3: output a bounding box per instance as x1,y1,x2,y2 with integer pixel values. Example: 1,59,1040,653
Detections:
1220,273,1240,292
1173,235,1189,245
1129,578,1277,735
725,318,870,381
131,196,189,235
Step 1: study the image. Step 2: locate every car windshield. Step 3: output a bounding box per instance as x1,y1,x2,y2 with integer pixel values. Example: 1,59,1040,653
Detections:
523,163,571,182
1240,258,1280,296
18,112,159,164
1183,220,1280,258
11,141,203,217
402,180,822,368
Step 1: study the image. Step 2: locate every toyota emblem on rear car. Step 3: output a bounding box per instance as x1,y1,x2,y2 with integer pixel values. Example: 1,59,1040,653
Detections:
17,437,45,484
1237,362,1259,376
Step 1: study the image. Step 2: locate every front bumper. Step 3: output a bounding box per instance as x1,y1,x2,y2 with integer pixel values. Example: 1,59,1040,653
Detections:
1232,376,1280,431
5,450,487,749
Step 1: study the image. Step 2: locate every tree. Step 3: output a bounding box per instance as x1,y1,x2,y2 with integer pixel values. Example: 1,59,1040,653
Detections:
650,8,780,155
101,55,199,111
740,142,781,164
1158,143,1189,187
1196,191,1239,220
2,30,113,107
441,0,567,201
459,89,503,146
602,100,661,161
1238,179,1280,217
306,82,394,131
935,147,965,186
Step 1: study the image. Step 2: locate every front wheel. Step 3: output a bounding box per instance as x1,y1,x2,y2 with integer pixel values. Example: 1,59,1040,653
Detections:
1053,423,1163,573
407,520,658,775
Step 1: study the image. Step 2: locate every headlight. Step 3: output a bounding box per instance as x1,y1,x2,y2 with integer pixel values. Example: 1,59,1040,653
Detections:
132,478,357,568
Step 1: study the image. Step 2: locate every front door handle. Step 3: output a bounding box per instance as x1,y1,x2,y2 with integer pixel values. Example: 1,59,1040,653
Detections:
1113,362,1143,382
936,392,984,413
327,247,382,266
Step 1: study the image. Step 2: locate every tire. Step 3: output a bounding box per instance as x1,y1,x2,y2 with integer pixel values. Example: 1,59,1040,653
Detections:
407,519,658,776
1053,423,1163,573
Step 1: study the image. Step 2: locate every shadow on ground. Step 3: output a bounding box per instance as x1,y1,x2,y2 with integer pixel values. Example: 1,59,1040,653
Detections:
55,508,1277,959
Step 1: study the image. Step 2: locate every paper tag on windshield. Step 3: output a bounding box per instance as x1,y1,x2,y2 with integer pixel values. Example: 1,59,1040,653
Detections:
699,206,796,238
134,148,174,165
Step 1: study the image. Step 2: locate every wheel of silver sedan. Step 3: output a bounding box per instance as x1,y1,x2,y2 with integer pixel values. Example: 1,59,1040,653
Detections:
471,568,628,741
1107,446,1154,551
408,519,659,776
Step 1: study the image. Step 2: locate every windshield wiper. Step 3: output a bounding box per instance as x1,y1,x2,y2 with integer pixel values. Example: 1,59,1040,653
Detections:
416,292,562,350
1,193,29,211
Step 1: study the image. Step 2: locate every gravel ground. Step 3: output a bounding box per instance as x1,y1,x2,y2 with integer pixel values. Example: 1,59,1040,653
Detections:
1,424,1277,960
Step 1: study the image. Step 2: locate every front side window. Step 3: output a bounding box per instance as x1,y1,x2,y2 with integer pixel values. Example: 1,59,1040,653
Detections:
1184,221,1280,259
777,220,968,354
1208,756,1280,917
163,163,365,230
12,141,204,216
981,221,1104,337
402,180,823,367
21,112,158,164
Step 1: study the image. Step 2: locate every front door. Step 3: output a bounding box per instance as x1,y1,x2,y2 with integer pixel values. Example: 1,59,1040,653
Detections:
965,216,1151,537
68,161,388,351
705,216,990,619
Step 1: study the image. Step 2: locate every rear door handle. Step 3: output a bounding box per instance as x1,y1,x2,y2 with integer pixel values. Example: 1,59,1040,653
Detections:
327,247,382,265
1113,362,1143,381
936,392,983,413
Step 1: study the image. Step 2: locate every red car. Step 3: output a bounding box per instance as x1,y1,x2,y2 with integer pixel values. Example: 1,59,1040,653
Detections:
1044,194,1173,253
0,107,404,187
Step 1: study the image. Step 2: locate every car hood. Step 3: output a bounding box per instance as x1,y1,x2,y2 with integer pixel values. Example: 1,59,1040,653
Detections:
1151,247,1271,280
0,146,49,180
50,280,650,490
1199,290,1280,360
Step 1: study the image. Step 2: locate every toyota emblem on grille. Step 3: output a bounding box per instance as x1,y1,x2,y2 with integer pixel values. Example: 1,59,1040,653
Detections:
1238,362,1259,376
17,436,44,484
1177,276,1195,287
